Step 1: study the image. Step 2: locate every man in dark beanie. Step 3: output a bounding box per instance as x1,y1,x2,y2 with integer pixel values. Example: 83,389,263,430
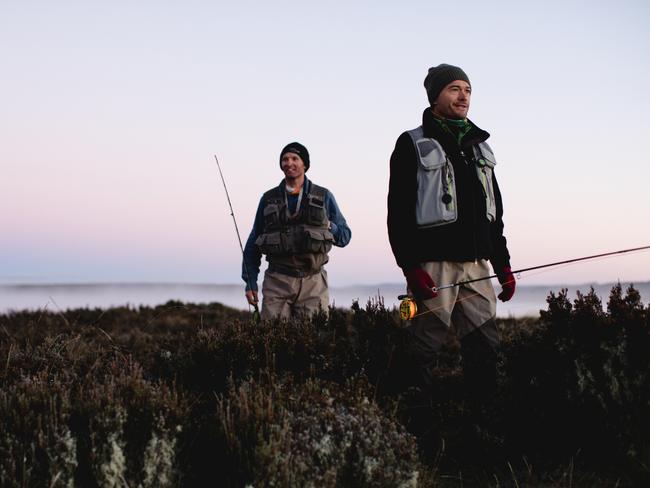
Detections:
423,63,471,106
242,142,351,320
278,142,310,171
387,64,515,413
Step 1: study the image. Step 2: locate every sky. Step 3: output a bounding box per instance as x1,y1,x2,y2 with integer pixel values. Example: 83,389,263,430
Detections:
2,0,650,289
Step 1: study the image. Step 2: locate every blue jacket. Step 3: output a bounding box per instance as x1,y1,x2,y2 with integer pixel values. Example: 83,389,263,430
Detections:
242,178,351,291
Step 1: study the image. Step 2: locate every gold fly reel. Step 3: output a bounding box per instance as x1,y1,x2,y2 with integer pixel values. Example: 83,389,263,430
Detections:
399,296,417,321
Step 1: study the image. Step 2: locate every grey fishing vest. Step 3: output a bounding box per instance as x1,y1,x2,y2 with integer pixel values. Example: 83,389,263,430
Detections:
407,126,497,228
255,184,334,271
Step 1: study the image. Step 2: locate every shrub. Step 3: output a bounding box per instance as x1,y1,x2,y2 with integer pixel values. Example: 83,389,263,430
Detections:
1,286,648,486
501,284,650,484
213,373,421,487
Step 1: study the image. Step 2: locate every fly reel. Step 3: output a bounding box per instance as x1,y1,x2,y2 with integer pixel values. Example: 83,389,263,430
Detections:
398,294,417,321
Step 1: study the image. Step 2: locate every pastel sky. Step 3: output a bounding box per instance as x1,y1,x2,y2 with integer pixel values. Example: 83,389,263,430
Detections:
2,0,649,288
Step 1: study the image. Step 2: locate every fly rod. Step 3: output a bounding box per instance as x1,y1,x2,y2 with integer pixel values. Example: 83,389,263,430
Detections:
214,154,260,321
398,245,650,299
397,244,650,320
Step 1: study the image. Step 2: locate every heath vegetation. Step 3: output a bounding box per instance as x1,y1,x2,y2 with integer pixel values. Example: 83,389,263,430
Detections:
1,284,648,487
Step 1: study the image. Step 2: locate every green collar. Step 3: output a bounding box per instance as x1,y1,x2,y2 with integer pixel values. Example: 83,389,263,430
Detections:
432,114,472,144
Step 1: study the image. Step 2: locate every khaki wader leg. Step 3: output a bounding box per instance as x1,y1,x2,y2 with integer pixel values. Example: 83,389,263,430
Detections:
443,261,500,424
294,269,329,318
406,260,499,387
261,269,329,320
261,271,296,321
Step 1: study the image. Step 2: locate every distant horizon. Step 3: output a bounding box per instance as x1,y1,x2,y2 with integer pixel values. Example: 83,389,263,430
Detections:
3,281,649,317
2,279,649,289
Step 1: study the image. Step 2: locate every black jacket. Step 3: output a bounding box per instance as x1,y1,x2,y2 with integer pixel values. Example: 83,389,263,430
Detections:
387,108,511,272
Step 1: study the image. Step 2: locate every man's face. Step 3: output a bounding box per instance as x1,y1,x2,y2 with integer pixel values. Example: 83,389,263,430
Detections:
280,152,306,180
432,80,471,119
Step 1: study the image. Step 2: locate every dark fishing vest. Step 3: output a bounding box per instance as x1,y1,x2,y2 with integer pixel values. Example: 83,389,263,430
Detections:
255,183,334,274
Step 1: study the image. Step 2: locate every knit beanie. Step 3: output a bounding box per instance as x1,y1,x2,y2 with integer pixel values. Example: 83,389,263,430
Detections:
279,142,310,171
424,64,470,106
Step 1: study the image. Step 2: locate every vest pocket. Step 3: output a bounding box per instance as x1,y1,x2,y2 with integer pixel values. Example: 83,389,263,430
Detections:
255,232,283,254
415,139,457,228
306,195,328,226
263,203,282,230
475,143,497,222
303,228,334,253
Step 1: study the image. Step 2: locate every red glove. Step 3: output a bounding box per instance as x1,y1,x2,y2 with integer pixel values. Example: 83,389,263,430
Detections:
497,266,516,302
404,267,438,300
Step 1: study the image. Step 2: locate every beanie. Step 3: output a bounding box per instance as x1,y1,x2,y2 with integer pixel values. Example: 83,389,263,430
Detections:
279,142,310,171
424,64,470,106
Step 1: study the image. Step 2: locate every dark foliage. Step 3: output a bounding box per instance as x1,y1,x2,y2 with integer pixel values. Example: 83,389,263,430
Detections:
500,285,650,486
0,287,648,487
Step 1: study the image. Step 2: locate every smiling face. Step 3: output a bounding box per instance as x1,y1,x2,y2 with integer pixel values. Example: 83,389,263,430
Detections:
280,152,306,180
432,80,471,120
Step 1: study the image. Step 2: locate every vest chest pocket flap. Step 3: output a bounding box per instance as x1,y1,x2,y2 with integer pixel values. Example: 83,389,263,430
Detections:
303,227,334,253
255,232,284,255
263,203,282,230
413,136,457,228
306,194,328,226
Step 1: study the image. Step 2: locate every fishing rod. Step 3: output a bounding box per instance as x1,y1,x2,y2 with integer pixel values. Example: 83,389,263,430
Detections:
214,155,260,322
398,245,650,319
